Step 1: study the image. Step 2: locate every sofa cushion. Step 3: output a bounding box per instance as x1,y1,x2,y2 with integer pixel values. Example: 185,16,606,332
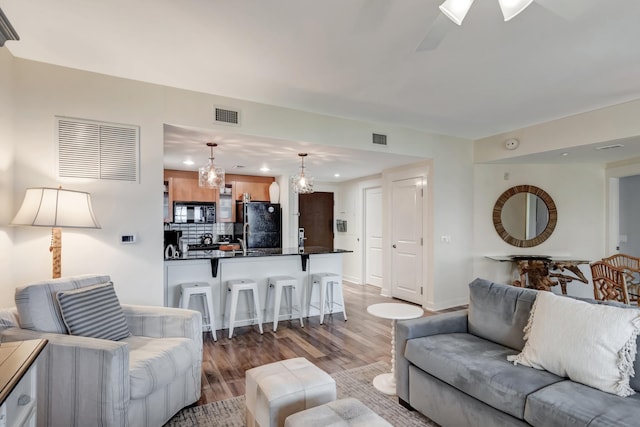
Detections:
57,282,131,341
125,336,199,399
15,274,111,333
404,332,564,419
509,291,640,397
573,297,640,394
524,380,640,427
468,278,538,351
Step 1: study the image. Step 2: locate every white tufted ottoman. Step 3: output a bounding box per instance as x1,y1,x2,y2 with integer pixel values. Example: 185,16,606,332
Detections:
284,398,392,427
245,357,336,427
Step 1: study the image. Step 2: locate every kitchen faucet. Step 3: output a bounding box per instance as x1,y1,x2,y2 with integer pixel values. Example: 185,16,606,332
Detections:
240,223,250,255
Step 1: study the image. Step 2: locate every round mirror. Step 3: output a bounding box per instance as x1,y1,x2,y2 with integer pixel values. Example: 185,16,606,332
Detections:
492,185,557,248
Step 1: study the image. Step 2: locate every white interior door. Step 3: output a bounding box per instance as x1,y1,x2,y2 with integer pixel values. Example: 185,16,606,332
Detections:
365,187,383,287
391,176,423,304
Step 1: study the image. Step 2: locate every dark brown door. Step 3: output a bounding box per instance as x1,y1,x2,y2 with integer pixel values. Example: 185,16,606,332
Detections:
299,192,334,251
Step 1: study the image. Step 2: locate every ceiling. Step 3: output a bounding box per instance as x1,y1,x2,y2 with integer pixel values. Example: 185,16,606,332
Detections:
164,124,425,181
4,0,640,174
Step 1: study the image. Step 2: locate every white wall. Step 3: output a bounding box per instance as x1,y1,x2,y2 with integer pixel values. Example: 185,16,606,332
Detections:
334,175,382,284
10,59,166,305
2,54,476,310
619,175,640,256
473,163,606,298
0,49,15,306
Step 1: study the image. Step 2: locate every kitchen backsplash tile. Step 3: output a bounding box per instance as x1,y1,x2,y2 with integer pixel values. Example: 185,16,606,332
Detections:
167,222,233,244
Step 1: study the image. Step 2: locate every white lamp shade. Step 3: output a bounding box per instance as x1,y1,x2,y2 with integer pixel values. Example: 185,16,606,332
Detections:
11,187,101,228
498,0,534,21
439,0,475,25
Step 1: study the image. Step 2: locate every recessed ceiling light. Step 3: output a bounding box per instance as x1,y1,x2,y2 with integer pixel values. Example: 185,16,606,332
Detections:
183,160,194,165
260,166,270,172
561,152,569,156
334,173,340,178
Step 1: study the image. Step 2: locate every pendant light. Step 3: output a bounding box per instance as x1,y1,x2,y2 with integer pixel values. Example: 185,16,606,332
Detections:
198,142,225,188
291,153,314,194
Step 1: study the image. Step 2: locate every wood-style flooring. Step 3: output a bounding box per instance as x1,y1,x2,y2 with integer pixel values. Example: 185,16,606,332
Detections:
197,282,463,405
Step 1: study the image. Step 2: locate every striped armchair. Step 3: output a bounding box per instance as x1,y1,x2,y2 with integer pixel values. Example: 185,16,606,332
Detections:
0,274,202,427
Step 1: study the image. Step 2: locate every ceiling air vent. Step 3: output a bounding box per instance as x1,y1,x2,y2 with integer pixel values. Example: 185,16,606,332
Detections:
214,107,240,125
372,133,387,146
57,117,139,182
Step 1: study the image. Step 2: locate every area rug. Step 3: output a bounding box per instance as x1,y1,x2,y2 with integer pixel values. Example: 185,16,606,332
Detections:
164,361,437,426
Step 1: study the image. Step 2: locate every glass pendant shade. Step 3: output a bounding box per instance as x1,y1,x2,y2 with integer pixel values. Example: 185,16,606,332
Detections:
498,0,534,21
439,0,475,25
291,153,314,194
198,142,225,188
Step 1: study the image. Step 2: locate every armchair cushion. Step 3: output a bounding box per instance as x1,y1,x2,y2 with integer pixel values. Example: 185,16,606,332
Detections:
56,282,131,341
126,336,199,399
15,274,111,333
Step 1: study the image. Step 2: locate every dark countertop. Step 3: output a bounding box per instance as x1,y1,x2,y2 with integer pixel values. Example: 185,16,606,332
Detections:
166,246,352,261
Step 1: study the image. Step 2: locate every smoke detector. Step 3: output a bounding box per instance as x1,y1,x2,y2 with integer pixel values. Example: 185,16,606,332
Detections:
505,138,520,150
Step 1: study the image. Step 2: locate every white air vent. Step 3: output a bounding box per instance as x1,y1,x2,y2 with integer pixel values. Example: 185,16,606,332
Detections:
595,144,624,150
372,133,387,145
214,107,240,125
57,117,139,182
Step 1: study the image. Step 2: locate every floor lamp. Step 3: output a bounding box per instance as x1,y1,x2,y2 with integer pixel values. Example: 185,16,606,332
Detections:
11,187,101,279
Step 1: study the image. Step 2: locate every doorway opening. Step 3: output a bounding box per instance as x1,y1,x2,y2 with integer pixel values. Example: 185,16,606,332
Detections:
298,192,334,250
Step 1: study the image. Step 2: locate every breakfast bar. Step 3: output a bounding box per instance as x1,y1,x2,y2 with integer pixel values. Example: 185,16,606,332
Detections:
164,247,351,333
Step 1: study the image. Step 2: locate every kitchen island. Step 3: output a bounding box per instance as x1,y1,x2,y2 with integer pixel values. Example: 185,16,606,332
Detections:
164,247,351,333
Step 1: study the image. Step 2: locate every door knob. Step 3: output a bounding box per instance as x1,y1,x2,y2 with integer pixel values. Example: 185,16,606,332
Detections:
392,244,397,248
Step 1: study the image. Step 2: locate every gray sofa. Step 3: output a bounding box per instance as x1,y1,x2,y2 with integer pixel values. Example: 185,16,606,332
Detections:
395,278,640,427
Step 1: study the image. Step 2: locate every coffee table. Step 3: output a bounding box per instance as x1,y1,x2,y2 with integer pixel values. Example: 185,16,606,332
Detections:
367,302,424,395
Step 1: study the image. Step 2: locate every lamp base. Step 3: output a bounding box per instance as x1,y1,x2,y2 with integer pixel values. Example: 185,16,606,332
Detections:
50,227,61,279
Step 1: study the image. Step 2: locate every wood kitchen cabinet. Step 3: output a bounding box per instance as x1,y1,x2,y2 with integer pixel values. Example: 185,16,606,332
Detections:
232,176,274,202
171,176,217,203
164,170,274,223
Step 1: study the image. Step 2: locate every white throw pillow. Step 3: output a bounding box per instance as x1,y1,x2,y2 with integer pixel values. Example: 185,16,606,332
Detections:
508,291,640,397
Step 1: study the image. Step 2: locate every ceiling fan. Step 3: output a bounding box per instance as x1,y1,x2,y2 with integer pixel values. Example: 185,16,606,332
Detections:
356,0,595,52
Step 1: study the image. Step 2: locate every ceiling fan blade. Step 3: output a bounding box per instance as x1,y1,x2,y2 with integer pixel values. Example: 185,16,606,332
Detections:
354,0,392,33
416,14,452,52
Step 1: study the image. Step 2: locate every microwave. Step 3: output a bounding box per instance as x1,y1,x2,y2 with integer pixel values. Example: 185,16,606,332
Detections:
173,202,216,223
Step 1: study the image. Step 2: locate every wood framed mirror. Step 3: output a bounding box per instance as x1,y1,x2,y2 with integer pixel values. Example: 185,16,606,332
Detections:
492,185,557,248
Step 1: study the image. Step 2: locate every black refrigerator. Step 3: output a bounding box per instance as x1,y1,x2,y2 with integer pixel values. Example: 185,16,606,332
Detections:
236,202,282,248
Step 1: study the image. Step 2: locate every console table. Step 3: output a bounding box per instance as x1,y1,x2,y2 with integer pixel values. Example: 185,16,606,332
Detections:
0,339,48,427
487,256,590,294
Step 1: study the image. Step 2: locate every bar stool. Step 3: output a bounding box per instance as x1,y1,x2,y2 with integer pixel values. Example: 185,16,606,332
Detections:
226,279,263,339
266,275,304,332
178,282,217,341
308,273,348,324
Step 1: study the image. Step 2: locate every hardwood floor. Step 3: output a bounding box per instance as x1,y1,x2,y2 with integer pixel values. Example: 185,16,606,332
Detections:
197,282,462,405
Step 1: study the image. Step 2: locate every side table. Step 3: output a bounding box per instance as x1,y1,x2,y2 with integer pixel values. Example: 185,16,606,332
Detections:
367,302,423,395
0,339,48,427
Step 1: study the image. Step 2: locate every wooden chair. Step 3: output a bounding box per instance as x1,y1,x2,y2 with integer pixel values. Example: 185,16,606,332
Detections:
590,261,630,304
601,254,640,302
